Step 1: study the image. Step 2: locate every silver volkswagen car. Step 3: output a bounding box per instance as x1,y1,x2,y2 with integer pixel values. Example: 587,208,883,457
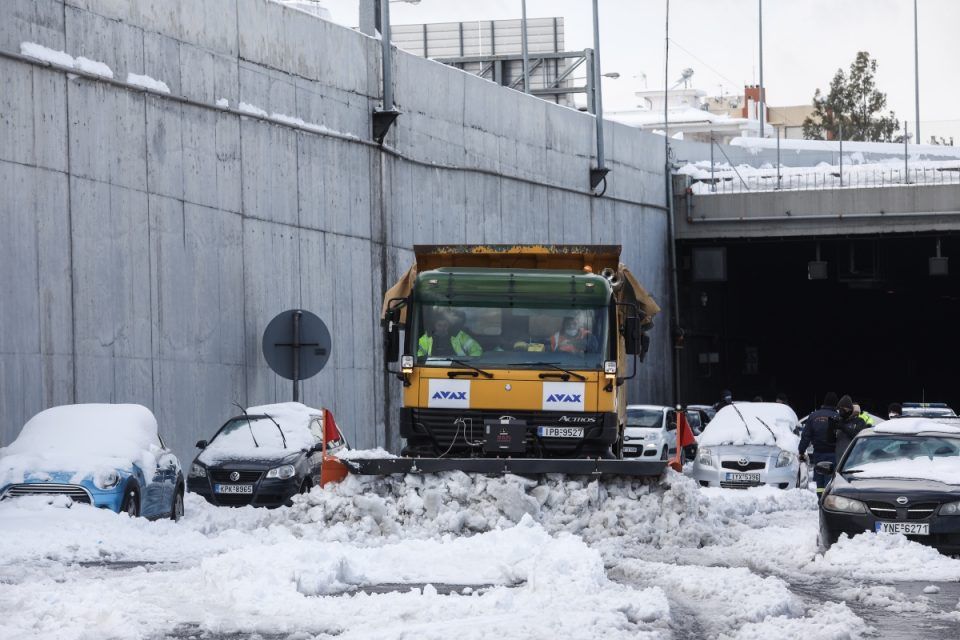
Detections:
689,402,805,489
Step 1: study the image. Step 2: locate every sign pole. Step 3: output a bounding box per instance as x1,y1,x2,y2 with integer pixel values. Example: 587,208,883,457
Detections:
292,310,302,402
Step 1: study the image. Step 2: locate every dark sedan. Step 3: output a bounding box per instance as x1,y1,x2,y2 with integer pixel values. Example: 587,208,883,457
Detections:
818,418,960,554
187,403,347,508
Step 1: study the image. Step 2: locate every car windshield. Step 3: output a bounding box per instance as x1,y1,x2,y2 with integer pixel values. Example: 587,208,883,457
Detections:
208,417,290,451
627,409,664,428
412,304,609,369
842,435,960,483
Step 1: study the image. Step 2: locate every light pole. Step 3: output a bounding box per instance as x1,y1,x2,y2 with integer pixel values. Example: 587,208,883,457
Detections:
758,0,765,137
914,0,921,143
521,0,530,94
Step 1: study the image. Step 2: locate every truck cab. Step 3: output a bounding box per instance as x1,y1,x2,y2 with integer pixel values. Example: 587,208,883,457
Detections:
382,245,659,460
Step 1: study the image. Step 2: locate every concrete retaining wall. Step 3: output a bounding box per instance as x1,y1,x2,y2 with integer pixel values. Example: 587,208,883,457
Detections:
0,0,671,463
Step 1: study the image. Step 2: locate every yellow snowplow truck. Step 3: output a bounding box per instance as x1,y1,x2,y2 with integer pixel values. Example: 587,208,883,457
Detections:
346,245,666,477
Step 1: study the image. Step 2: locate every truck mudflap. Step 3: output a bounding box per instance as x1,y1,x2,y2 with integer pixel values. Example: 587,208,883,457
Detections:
340,457,668,477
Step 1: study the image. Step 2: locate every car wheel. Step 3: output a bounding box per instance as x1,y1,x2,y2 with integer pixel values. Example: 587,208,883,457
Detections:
170,487,184,522
121,488,139,518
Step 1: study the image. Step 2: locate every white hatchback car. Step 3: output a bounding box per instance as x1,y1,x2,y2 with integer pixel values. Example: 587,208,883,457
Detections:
689,402,805,489
622,405,678,460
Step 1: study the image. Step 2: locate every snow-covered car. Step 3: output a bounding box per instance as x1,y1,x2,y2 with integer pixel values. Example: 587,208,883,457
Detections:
622,405,678,460
818,418,960,553
188,402,348,508
0,404,184,519
690,402,804,489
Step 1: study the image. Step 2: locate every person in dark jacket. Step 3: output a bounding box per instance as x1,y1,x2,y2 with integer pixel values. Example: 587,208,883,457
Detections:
713,389,734,412
887,402,903,419
833,395,869,461
799,392,839,495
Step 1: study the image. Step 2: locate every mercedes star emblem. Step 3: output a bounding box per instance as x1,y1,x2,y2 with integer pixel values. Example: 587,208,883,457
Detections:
229,471,240,482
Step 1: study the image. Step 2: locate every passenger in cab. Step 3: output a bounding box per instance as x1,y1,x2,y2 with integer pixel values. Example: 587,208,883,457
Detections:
549,316,599,354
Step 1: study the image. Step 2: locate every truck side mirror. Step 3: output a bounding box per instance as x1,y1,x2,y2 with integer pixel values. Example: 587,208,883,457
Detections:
384,323,400,363
623,316,641,355
639,333,650,362
815,461,834,475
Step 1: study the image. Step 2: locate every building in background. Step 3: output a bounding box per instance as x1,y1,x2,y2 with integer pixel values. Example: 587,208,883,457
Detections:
391,18,588,109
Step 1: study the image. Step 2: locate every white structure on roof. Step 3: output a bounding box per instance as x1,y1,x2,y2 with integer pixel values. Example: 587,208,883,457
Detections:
608,88,761,144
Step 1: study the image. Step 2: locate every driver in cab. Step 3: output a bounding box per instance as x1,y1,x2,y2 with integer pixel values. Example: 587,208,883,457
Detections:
418,311,482,358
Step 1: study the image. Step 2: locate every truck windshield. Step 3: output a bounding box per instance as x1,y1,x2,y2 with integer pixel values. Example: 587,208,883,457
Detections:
413,304,609,369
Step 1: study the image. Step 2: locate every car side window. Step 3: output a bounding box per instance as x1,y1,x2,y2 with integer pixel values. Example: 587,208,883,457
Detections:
308,417,324,443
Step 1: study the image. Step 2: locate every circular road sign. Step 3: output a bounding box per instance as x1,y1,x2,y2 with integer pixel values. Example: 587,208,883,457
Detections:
261,309,332,381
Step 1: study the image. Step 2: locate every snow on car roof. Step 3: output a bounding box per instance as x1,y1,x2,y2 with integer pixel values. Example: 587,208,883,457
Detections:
199,402,325,464
871,417,960,436
698,402,799,451
0,404,162,485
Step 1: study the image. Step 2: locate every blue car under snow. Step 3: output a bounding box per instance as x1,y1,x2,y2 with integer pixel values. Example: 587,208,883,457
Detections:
0,404,184,520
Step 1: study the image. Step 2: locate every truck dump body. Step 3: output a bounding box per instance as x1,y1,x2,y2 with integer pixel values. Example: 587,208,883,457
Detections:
373,245,663,477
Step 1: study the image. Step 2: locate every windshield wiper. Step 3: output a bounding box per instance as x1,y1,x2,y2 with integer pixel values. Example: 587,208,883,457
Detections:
262,413,287,448
533,362,587,382
432,358,493,378
840,469,863,475
233,401,259,448
729,403,753,439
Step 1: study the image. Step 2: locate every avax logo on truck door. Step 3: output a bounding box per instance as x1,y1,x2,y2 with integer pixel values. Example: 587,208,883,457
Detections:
542,382,586,411
427,379,471,408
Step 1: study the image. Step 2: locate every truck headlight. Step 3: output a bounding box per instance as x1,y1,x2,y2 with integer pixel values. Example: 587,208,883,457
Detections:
266,464,296,480
94,470,120,489
940,501,960,516
822,494,867,514
189,463,207,478
775,450,794,468
603,361,617,378
697,447,714,467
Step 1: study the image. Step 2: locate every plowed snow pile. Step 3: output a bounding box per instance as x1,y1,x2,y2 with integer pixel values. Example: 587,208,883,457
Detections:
3,468,957,639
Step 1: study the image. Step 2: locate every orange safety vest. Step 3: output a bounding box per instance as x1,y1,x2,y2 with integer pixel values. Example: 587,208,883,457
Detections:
550,329,591,353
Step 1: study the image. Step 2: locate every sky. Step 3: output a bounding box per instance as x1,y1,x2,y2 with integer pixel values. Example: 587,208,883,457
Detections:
324,0,960,143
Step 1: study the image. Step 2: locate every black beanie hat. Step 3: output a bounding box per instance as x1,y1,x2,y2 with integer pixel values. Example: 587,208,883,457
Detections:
823,392,839,408
838,395,854,411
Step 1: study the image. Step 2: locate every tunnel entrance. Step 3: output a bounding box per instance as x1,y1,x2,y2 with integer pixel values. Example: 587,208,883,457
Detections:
676,233,960,417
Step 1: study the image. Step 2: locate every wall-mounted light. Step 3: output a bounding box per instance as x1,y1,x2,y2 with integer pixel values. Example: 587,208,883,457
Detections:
808,242,828,280
700,291,708,307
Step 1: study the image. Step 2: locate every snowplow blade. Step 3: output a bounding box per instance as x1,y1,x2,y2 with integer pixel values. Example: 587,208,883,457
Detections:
341,457,669,477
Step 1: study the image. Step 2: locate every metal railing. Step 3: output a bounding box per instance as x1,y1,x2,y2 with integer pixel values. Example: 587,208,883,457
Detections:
686,164,960,195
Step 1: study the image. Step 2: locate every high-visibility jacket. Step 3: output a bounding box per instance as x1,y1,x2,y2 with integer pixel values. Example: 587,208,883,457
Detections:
550,329,592,353
858,411,875,426
417,331,482,357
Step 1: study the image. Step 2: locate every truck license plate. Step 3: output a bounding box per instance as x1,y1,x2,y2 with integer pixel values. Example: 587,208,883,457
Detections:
875,522,929,536
215,484,253,494
537,427,584,438
724,472,760,483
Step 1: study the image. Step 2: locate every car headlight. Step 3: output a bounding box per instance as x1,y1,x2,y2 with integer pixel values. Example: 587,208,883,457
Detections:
266,464,296,480
189,463,207,478
822,494,867,514
697,447,714,467
940,501,960,516
775,450,795,468
94,470,120,489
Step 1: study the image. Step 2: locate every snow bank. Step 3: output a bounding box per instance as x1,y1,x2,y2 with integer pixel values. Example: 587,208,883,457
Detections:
699,403,800,451
815,532,960,582
0,404,162,485
126,72,169,93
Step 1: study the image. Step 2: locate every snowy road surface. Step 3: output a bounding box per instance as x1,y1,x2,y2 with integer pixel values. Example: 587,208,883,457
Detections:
2,471,959,639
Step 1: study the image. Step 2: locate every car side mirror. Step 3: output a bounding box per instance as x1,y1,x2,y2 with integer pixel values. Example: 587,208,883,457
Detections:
195,439,208,449
666,420,677,432
815,461,834,475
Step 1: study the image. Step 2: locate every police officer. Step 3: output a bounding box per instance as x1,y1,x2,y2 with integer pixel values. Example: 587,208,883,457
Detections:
834,395,869,461
713,389,734,413
799,392,839,495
